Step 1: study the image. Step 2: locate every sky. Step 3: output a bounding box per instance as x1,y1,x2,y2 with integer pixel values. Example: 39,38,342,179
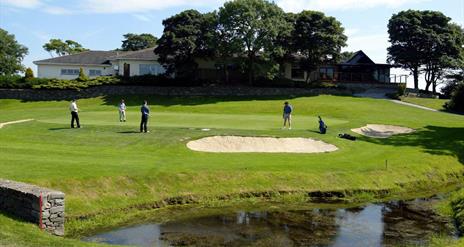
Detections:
0,0,463,89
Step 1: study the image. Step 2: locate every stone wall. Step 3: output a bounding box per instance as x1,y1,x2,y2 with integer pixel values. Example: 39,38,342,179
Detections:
0,180,65,236
0,83,399,101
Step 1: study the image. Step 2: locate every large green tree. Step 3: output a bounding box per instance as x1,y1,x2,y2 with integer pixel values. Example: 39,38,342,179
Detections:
155,10,217,79
290,10,347,82
0,28,28,75
218,0,290,85
422,23,464,93
121,33,158,51
388,10,463,91
43,39,87,57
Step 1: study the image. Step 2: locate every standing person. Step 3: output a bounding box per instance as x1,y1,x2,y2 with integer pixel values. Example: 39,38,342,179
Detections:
283,101,293,129
140,100,150,133
69,99,80,128
318,116,327,134
119,99,127,122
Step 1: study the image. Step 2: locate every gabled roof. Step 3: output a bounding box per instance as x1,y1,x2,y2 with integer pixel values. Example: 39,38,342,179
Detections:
33,51,122,66
109,47,157,61
343,50,376,65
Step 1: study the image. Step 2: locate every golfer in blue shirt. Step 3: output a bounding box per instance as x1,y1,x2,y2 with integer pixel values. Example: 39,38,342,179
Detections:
140,100,150,133
283,101,293,129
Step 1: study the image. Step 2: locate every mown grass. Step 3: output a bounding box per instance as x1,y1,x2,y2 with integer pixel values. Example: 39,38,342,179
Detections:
400,96,449,111
0,95,463,246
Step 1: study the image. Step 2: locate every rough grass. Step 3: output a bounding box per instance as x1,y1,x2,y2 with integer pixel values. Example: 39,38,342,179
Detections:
0,95,463,246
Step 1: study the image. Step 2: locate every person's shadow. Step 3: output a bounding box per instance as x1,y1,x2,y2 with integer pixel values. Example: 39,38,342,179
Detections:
118,131,140,134
49,127,71,131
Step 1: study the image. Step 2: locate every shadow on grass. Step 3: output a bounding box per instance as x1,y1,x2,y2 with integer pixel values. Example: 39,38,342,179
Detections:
118,131,141,134
359,126,464,164
99,94,329,107
49,127,70,131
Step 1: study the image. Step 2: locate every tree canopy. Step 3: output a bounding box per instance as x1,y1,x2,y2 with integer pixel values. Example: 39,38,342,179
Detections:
121,33,158,51
289,10,347,82
43,39,88,57
218,0,290,84
0,28,28,75
155,10,217,79
388,10,464,91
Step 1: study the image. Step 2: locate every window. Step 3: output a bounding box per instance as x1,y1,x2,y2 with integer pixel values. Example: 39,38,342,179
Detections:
139,64,166,75
60,69,79,75
319,67,334,80
89,69,102,76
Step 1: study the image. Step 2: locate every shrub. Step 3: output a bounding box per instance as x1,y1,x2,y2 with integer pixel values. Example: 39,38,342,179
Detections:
24,68,34,80
77,68,88,82
445,82,464,113
397,83,406,96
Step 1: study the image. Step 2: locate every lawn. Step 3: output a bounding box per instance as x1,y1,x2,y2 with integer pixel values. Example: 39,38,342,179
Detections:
0,95,463,246
400,96,449,111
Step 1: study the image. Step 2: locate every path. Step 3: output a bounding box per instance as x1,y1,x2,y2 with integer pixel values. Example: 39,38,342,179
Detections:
0,119,34,129
390,100,438,112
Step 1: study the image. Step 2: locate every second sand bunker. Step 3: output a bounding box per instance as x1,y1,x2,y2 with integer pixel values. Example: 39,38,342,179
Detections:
187,136,338,153
351,124,415,138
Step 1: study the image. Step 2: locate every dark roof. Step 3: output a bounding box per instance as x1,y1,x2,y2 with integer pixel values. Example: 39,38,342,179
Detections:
340,50,392,67
109,47,157,61
33,51,123,65
343,50,375,65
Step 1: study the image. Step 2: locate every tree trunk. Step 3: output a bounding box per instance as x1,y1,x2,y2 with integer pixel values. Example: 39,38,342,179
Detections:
425,82,431,92
413,67,419,90
248,55,254,86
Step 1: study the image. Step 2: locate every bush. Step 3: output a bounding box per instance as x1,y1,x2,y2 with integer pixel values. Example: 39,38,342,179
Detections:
77,68,88,82
441,81,459,99
24,68,34,80
398,83,406,96
445,82,464,113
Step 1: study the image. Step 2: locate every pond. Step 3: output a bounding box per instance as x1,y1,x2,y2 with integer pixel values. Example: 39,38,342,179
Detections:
83,197,457,247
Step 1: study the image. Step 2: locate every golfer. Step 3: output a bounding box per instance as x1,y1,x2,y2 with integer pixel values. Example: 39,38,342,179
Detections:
318,116,327,134
69,99,80,128
140,100,150,133
119,99,126,122
283,101,293,129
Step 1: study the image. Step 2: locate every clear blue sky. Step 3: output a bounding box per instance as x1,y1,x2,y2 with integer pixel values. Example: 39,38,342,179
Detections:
1,0,462,88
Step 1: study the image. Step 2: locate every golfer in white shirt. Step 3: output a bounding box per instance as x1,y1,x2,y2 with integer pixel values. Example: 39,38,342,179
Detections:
119,99,127,122
69,99,80,128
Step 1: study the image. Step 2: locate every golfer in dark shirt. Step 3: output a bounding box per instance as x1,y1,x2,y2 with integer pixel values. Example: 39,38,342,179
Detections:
140,100,150,133
283,101,293,129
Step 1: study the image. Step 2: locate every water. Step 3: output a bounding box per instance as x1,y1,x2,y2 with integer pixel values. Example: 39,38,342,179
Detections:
83,198,457,247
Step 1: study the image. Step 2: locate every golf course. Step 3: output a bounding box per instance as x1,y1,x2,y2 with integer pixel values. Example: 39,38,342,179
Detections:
1,94,464,246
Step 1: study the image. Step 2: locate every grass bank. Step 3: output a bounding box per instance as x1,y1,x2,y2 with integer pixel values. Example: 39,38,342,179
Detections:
0,95,463,246
400,96,449,111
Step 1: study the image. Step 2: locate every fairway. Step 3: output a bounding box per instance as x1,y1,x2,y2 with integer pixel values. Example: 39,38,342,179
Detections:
1,95,463,246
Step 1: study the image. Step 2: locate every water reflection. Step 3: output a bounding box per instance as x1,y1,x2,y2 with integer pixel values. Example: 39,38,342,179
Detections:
84,199,456,247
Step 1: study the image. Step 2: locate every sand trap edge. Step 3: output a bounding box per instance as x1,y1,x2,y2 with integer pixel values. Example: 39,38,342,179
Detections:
0,119,34,129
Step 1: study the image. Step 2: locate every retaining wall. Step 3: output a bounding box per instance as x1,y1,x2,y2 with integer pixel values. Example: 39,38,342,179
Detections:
0,180,65,236
0,83,399,101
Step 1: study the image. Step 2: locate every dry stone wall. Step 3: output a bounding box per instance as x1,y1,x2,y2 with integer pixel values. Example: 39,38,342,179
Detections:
0,179,65,236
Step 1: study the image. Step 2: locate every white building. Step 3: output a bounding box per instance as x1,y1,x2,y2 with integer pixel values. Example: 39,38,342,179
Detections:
33,48,165,79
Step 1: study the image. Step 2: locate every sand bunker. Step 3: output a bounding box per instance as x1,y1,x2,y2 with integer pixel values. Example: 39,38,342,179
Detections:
351,124,414,138
0,119,34,129
187,136,338,153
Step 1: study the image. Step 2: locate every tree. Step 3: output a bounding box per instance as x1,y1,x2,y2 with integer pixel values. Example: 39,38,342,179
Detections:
155,10,217,79
338,51,355,63
445,82,464,112
289,10,347,82
218,0,290,85
121,33,158,51
77,68,88,81
422,23,464,93
0,28,28,75
388,10,464,91
387,10,426,90
43,39,87,57
24,67,34,79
